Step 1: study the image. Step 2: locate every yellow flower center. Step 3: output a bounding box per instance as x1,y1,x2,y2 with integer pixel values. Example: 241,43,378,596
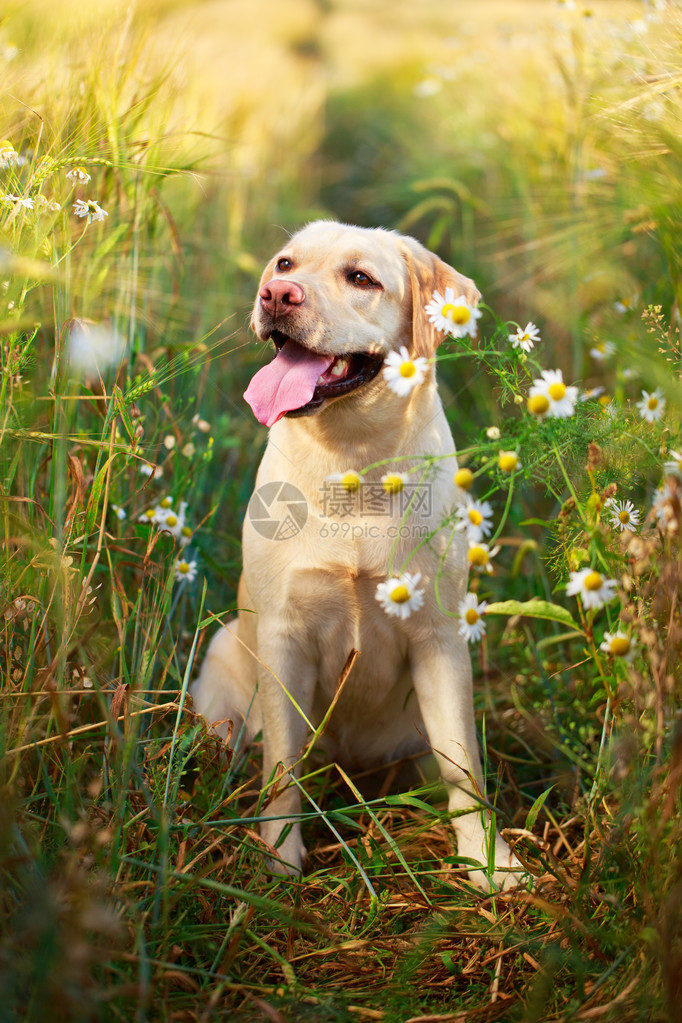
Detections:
598,395,611,407
454,468,474,490
181,526,192,538
548,382,566,401
584,571,603,591
528,394,550,415
382,474,404,493
399,360,416,378
161,498,172,508
442,303,470,324
391,584,410,604
464,608,480,625
166,515,178,527
468,546,488,566
618,510,630,524
144,509,155,519
468,509,483,526
678,460,682,471
648,397,658,410
610,636,630,656
341,472,361,491
498,453,517,472
178,562,190,575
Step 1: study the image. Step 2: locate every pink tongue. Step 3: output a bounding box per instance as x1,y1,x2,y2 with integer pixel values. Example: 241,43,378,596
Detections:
244,339,334,427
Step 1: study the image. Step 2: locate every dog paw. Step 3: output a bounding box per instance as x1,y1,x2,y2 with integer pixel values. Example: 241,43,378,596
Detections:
467,853,529,893
263,832,308,878
455,830,530,893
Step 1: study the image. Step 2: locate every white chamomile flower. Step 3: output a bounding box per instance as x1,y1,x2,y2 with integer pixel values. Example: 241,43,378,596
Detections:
458,592,488,643
327,469,362,492
0,142,20,168
621,367,639,382
599,395,617,418
14,196,34,210
424,287,482,339
509,321,540,352
590,341,616,361
566,568,618,610
383,346,429,396
73,198,108,222
375,571,425,620
600,631,635,661
66,166,92,184
68,322,125,376
454,496,494,542
38,195,60,212
615,295,638,314
111,504,126,521
486,426,501,440
664,450,682,477
498,450,521,473
138,507,159,524
606,498,640,533
140,463,163,480
652,482,676,525
381,471,408,493
174,557,197,583
529,369,578,419
157,501,189,541
637,389,665,423
467,541,500,574
580,386,605,402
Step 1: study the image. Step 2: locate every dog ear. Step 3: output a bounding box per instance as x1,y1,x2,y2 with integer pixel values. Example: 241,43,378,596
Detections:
399,235,481,359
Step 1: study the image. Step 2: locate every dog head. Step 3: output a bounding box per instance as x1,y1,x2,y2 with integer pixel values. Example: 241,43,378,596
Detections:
245,220,480,427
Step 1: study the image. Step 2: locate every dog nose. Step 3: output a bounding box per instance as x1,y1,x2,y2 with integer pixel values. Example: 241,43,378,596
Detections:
259,278,305,318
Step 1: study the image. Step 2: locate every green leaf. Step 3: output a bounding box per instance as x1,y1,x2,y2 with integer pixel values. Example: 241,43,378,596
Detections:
525,786,554,830
384,794,439,815
536,630,585,651
113,384,137,447
84,453,116,534
484,599,582,631
440,952,458,975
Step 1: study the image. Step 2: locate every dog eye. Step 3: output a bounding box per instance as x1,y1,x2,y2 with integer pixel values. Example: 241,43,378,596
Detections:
276,257,293,272
348,270,376,287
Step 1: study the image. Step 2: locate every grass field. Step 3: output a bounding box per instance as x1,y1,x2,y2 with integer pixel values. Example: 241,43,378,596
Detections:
1,1,681,1020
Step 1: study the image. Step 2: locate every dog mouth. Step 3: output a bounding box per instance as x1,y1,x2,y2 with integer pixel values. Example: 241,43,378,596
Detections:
269,330,385,416
243,329,386,427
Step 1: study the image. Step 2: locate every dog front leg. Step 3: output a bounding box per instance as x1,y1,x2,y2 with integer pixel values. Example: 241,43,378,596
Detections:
410,638,524,891
256,629,315,876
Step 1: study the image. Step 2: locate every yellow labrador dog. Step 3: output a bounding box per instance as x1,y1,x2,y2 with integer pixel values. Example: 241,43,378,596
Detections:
192,220,522,890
